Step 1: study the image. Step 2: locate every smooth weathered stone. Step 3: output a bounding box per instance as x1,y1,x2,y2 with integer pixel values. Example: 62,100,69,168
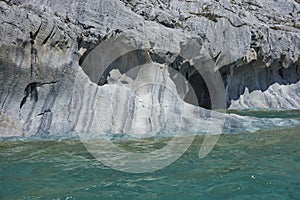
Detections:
0,0,299,136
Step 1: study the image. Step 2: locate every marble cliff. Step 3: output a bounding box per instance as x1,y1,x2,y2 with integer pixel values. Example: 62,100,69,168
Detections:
0,0,299,136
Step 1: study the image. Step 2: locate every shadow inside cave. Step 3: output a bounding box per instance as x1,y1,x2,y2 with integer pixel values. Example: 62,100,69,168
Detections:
79,49,300,109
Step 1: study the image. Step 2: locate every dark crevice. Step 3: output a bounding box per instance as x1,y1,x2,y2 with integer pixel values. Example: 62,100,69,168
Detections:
30,22,42,42
20,81,58,110
42,26,56,45
1,21,18,28
77,20,95,30
188,11,222,23
29,21,43,82
37,109,52,116
225,17,248,28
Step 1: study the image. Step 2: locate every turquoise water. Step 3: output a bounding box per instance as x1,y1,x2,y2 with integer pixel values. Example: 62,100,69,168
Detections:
1,111,300,199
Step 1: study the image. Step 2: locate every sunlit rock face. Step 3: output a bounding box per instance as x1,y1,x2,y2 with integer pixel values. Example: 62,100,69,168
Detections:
0,0,299,136
72,63,210,138
229,81,300,109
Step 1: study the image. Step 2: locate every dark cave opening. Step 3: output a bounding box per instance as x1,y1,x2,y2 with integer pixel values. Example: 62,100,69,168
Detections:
80,43,300,109
184,72,212,109
80,47,300,110
219,59,300,107
80,49,213,109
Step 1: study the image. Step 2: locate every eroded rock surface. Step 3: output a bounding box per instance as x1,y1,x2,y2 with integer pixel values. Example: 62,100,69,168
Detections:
0,0,299,136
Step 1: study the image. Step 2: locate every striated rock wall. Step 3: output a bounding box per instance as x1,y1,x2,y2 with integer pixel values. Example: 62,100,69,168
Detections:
0,0,299,136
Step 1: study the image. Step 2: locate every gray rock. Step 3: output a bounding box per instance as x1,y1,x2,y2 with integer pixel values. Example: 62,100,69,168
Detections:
229,81,300,109
0,0,299,137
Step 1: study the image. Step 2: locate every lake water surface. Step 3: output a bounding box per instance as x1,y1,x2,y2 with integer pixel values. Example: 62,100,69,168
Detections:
1,110,300,199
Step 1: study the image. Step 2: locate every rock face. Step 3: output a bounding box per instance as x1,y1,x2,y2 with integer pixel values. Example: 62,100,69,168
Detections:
0,0,299,136
229,81,300,109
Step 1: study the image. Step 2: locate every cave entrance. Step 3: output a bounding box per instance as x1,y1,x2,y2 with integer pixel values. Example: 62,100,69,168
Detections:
80,49,212,109
184,72,212,109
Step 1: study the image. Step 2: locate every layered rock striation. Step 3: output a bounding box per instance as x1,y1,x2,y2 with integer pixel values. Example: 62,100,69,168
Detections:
0,0,299,136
